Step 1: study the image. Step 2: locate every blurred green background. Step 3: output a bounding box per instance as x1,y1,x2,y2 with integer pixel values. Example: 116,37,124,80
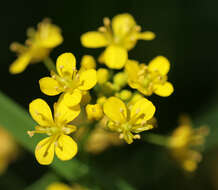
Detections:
1,0,218,189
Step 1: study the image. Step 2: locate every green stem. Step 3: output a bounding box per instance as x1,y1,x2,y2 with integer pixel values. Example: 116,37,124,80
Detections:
43,57,56,73
143,133,170,147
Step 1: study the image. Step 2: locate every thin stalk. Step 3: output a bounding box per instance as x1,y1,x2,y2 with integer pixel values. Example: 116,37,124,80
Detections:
143,133,170,147
43,57,56,73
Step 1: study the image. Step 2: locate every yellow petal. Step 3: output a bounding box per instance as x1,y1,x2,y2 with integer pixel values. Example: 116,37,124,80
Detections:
9,53,31,74
125,59,140,80
38,26,63,48
56,53,76,78
46,182,72,190
103,97,127,123
62,90,82,107
39,77,63,96
80,55,96,70
55,135,77,161
81,31,108,48
137,31,156,40
78,69,97,90
112,13,136,37
29,98,54,126
130,98,155,123
104,45,128,69
148,56,170,75
35,137,55,165
54,96,80,124
154,82,174,97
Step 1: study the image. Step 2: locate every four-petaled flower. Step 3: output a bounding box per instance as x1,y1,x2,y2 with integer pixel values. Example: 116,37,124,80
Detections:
81,13,155,69
125,56,174,97
9,19,63,74
28,97,80,165
39,52,97,107
103,97,155,144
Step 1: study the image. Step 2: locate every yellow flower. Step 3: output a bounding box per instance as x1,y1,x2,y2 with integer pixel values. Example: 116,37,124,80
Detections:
103,97,155,144
9,19,63,74
168,116,209,172
81,13,155,69
97,68,110,84
125,56,174,97
39,53,97,107
28,97,80,165
86,104,103,121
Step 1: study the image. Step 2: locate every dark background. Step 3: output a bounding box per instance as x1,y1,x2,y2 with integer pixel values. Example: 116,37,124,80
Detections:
0,0,218,189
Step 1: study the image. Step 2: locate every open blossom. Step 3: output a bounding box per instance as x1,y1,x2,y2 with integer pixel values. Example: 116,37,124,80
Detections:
168,116,209,172
28,97,80,165
81,13,155,69
9,19,63,74
125,56,174,97
103,97,155,144
39,53,97,107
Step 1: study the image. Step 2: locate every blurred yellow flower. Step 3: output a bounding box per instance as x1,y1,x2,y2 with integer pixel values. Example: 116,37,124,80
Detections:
28,97,80,165
115,89,132,101
81,13,155,69
39,53,97,106
103,97,155,144
113,72,127,89
168,116,209,172
9,19,63,74
85,121,123,154
86,104,103,121
125,56,174,97
0,127,18,174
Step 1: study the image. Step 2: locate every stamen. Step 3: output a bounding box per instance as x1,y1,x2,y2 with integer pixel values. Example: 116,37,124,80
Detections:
27,131,34,137
133,134,141,139
98,26,107,32
103,17,110,26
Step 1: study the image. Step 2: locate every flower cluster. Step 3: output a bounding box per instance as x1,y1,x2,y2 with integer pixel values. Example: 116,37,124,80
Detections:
9,13,207,172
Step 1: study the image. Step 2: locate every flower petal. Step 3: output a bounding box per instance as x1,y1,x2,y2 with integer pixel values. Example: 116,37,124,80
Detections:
148,56,170,75
35,137,55,165
130,98,155,123
125,59,140,80
39,77,63,96
55,135,78,161
103,97,127,123
137,31,156,40
56,53,76,78
29,98,54,126
38,24,63,48
104,45,128,69
78,69,97,90
112,13,136,38
54,96,80,124
154,82,174,97
9,53,31,74
81,31,108,48
62,90,82,107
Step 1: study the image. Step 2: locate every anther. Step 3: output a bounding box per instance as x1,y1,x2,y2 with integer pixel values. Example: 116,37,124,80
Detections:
27,131,34,137
103,17,110,26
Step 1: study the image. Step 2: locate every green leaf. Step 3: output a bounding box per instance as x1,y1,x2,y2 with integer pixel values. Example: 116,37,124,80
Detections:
24,172,59,190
